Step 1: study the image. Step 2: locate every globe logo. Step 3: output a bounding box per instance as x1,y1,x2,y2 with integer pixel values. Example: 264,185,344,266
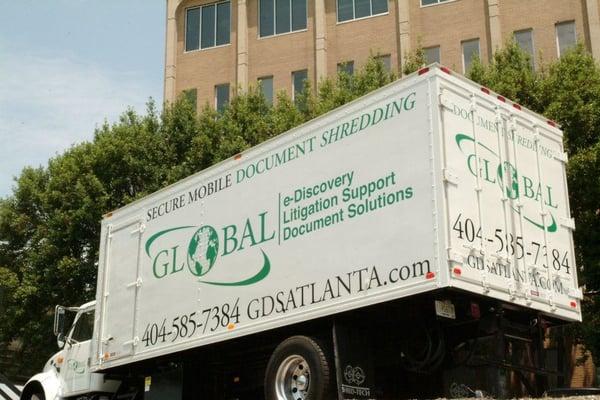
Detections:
187,225,219,277
498,161,519,199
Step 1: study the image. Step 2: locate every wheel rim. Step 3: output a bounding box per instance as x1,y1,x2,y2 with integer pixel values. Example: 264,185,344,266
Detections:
274,354,311,400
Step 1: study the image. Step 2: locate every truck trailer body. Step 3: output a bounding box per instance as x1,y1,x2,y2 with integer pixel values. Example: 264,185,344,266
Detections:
21,64,581,400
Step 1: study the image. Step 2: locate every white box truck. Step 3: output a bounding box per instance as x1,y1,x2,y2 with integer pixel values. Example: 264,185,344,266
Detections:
21,64,581,400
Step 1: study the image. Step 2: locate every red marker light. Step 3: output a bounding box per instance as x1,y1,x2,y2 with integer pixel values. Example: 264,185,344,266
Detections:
440,66,451,74
481,87,490,95
570,301,577,308
453,267,462,276
497,95,506,102
548,120,557,127
513,103,522,110
426,271,436,280
418,67,430,75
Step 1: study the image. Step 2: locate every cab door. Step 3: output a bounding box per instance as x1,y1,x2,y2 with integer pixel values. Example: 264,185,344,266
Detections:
60,309,94,396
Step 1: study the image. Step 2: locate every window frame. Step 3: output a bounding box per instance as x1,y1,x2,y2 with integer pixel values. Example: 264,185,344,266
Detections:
420,0,456,8
291,69,308,101
215,83,230,111
258,76,274,104
258,0,308,39
337,60,355,75
423,45,441,64
375,54,392,71
461,38,480,74
335,0,389,24
514,28,535,69
184,1,232,53
555,20,577,57
182,88,198,109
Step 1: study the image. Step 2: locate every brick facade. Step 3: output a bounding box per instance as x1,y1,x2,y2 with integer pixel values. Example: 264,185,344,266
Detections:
164,0,600,113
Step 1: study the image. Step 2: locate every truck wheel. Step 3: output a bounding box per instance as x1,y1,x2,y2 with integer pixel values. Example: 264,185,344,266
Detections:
264,335,331,400
29,394,44,400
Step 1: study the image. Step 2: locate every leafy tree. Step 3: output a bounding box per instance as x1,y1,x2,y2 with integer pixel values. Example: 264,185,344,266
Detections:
402,45,427,75
468,40,542,110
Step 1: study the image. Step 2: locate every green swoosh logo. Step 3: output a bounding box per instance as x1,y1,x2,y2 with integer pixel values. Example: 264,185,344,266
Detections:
455,133,558,233
522,211,558,233
145,226,196,256
199,250,270,286
455,133,498,156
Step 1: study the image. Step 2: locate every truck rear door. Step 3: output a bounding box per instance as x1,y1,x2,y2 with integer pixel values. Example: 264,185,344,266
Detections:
438,76,581,321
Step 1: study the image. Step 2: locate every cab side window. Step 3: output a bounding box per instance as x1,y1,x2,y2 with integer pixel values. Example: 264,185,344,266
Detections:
71,311,94,342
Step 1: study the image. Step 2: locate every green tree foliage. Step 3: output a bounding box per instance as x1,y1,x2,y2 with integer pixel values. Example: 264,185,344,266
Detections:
402,46,427,75
0,56,395,377
468,40,541,110
468,42,600,361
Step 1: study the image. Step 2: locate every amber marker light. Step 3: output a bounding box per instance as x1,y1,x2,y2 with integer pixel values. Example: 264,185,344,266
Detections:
227,323,235,330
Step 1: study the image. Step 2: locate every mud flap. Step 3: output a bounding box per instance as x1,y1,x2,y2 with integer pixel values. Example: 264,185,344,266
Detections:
333,321,379,400
143,364,182,400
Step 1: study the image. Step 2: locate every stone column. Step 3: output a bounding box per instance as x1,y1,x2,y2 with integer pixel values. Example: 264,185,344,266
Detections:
314,0,328,83
487,0,502,57
585,0,600,60
397,0,410,74
164,0,181,104
237,0,249,92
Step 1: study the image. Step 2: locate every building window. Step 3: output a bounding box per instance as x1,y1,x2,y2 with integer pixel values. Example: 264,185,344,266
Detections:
258,76,274,104
182,88,197,109
215,84,230,111
421,0,451,6
292,69,308,101
376,54,391,71
185,2,231,52
462,38,480,73
514,29,535,69
556,21,576,57
337,61,354,75
424,46,440,64
337,0,387,23
260,0,307,37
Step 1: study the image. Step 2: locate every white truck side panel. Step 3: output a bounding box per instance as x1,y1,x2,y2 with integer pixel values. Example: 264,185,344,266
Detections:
93,77,441,370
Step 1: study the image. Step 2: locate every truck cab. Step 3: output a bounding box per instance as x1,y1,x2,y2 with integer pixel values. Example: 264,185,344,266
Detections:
20,302,119,400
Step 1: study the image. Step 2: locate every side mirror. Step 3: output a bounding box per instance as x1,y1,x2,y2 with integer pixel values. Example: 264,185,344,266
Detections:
57,332,66,349
54,306,66,348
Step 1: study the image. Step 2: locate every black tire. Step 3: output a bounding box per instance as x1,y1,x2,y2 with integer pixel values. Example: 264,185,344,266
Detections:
29,393,44,400
264,335,332,400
